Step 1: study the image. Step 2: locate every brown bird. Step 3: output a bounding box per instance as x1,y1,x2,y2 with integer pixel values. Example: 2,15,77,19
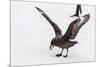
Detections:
35,7,90,57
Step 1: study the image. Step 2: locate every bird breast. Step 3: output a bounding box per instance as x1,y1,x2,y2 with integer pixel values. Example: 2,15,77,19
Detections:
54,40,76,49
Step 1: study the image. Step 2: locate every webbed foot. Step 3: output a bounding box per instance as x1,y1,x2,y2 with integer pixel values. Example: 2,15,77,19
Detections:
56,54,62,57
63,55,68,58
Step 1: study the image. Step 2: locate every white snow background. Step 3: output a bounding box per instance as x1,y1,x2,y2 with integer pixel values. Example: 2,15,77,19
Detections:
11,1,95,66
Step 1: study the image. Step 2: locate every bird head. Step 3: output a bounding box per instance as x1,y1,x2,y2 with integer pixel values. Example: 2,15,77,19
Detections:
49,38,56,50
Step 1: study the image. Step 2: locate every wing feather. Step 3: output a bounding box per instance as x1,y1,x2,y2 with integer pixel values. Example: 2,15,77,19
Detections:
35,7,62,37
61,18,81,41
70,14,90,39
62,14,90,41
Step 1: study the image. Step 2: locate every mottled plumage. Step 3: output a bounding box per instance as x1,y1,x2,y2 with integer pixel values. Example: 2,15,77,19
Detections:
35,7,90,57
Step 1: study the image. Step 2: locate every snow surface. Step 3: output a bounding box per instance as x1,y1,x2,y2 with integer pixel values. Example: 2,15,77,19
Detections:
11,1,96,66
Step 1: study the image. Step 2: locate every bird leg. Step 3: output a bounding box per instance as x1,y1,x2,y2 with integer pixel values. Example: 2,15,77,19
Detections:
56,49,64,57
63,48,68,57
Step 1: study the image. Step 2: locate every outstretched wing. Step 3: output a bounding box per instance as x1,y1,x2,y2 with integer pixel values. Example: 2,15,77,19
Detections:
70,14,90,39
61,18,81,41
62,14,90,41
35,7,62,37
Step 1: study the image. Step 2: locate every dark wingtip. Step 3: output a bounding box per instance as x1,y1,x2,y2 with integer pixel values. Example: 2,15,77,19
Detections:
83,14,90,22
35,6,38,9
35,6,42,12
84,14,90,18
35,6,39,10
74,41,78,44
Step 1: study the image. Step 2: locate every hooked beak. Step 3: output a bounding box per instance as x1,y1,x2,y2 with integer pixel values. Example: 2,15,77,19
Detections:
49,44,54,50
